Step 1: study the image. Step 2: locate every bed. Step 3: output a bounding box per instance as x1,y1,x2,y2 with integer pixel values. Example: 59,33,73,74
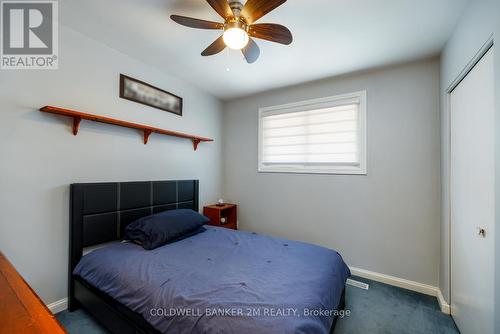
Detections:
69,180,350,334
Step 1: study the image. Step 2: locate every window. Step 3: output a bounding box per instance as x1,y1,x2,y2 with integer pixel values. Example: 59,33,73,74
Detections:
258,91,366,175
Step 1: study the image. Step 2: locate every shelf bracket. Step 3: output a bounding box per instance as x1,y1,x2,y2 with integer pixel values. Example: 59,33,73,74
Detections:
73,117,82,136
143,130,153,145
193,139,201,151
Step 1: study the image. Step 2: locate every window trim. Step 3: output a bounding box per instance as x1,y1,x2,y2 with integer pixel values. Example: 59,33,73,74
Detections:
258,91,367,175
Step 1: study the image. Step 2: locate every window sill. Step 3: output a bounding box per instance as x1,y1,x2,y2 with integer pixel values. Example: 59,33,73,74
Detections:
258,166,367,175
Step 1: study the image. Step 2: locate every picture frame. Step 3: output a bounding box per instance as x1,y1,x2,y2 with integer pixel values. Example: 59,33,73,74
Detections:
119,74,183,116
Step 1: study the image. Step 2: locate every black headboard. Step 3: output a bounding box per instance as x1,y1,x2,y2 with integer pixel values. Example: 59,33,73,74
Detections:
68,179,199,310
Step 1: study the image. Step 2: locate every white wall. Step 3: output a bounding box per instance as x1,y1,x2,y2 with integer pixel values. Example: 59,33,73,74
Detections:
0,25,223,305
222,58,441,286
439,0,500,321
439,0,500,330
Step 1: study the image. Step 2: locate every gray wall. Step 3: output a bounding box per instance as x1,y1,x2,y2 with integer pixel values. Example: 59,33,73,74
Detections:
439,0,500,328
222,58,441,286
0,25,223,305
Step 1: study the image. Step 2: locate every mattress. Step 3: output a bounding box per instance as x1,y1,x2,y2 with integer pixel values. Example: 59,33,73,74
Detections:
74,226,350,334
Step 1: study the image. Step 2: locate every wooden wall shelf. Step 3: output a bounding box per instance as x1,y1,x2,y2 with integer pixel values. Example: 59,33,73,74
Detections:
40,106,213,150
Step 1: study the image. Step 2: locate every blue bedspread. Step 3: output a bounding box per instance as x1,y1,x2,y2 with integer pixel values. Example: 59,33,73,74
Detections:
74,226,350,334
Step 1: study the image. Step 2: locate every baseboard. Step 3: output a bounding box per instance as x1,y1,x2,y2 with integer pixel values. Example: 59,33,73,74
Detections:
437,289,451,314
47,298,68,314
349,266,449,314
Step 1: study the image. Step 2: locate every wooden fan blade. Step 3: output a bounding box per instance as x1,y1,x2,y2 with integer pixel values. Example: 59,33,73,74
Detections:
170,15,223,30
242,38,260,63
206,0,233,19
241,0,287,24
201,36,226,56
248,23,293,45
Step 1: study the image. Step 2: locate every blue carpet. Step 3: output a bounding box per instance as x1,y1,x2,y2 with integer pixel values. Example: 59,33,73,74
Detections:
334,276,458,334
56,308,108,334
56,276,458,334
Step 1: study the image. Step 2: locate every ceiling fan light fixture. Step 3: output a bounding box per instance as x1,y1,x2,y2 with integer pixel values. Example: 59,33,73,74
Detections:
223,27,249,50
171,0,293,63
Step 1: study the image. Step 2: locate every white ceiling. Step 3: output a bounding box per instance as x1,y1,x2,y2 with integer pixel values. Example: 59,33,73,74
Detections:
60,0,467,100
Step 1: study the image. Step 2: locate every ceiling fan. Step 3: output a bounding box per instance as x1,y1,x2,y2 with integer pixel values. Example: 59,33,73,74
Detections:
170,0,293,64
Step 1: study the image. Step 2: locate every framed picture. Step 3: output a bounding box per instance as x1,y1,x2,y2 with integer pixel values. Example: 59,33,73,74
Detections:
120,74,183,116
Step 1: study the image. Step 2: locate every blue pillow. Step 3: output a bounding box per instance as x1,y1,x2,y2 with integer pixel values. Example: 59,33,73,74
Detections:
125,209,209,250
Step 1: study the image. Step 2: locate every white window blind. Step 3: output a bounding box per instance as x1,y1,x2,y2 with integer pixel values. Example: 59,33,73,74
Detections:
258,91,366,174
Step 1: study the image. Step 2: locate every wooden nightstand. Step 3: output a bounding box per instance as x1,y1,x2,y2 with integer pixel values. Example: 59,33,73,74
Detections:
203,204,237,230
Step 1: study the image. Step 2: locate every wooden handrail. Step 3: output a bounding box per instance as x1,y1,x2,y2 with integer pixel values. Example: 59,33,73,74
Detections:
40,106,213,150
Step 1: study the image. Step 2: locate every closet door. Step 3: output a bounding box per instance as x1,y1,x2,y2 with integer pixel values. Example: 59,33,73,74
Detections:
450,47,495,334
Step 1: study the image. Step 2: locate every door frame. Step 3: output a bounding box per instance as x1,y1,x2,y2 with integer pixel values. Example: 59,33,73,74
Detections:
446,35,494,313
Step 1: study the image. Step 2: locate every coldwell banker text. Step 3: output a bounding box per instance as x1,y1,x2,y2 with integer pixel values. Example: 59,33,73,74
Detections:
1,0,58,69
150,307,352,319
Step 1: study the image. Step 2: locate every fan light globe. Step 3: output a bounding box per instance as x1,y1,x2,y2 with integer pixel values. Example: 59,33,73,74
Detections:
223,28,249,50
